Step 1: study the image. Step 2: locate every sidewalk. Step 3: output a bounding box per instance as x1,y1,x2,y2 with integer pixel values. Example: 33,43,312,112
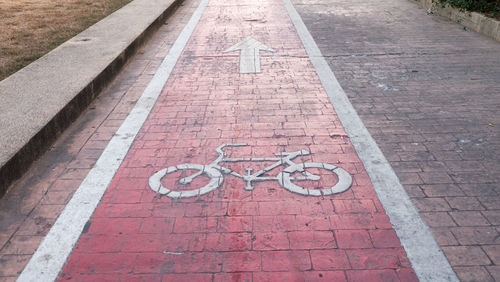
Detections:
1,0,497,280
291,0,500,280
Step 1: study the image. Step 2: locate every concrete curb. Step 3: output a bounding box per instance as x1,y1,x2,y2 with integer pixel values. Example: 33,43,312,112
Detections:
0,0,183,197
411,0,500,42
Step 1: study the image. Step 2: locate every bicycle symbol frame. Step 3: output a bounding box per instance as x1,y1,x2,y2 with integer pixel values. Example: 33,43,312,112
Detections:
149,143,352,198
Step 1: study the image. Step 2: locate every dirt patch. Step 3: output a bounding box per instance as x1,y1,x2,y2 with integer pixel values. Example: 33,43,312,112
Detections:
0,0,133,81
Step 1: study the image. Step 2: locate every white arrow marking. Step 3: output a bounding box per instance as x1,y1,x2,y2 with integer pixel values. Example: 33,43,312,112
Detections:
223,36,275,74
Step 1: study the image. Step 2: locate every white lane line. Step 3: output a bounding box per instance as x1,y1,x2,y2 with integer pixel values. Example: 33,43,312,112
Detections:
282,0,459,281
16,0,209,281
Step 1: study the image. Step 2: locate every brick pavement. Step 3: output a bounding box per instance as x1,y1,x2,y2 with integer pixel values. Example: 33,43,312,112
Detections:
0,1,201,280
291,0,500,280
28,0,418,280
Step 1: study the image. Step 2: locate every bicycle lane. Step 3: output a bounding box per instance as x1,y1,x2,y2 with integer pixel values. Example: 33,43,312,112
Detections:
20,0,429,281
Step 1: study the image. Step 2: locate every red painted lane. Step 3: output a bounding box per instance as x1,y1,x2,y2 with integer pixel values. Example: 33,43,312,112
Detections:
58,0,418,280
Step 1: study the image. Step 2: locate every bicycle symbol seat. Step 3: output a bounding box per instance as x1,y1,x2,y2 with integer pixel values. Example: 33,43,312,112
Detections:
149,143,352,199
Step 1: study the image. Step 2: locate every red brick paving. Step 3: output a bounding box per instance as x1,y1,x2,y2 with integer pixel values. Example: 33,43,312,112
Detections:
56,0,416,280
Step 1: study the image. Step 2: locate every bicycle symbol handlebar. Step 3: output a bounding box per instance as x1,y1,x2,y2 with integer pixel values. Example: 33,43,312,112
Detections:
149,143,353,199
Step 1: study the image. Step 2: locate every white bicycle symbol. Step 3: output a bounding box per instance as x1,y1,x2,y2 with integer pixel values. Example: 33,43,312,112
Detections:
149,143,352,198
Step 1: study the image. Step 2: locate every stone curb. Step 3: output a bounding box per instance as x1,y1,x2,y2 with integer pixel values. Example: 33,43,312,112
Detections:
0,0,183,197
411,0,500,42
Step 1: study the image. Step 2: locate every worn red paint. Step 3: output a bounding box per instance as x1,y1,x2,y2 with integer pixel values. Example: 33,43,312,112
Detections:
58,0,417,280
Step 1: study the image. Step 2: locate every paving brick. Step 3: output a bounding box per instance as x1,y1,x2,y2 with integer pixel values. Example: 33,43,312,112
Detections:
445,160,487,172
418,161,448,172
30,204,65,219
227,201,259,216
15,216,56,236
40,189,75,205
329,214,375,230
288,231,336,250
135,252,222,274
412,198,451,212
420,212,457,227
460,184,498,197
442,246,492,266
345,269,399,282
151,202,187,218
369,229,401,248
253,215,297,232
102,189,144,204
0,255,30,276
58,273,117,281
302,271,347,281
452,172,496,185
299,200,333,216
162,273,213,282
173,217,215,233
346,249,402,270
454,266,494,282
205,232,252,251
396,268,419,282
430,228,459,246
184,202,228,217
94,203,153,218
139,217,175,234
372,214,394,229
449,211,491,226
251,271,303,282
130,233,205,253
294,215,331,231
451,227,499,245
477,196,500,210
121,274,162,282
332,199,377,214
483,210,500,225
310,249,350,270
258,201,301,216
418,172,454,184
63,253,136,274
486,265,500,281
214,272,252,282
262,250,311,272
483,245,500,265
77,234,124,253
217,216,252,233
222,251,261,272
403,185,425,198
252,232,290,251
0,236,44,255
86,218,141,237
446,197,485,211
335,230,373,249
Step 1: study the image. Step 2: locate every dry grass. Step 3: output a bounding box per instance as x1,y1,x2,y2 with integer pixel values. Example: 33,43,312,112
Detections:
0,0,133,81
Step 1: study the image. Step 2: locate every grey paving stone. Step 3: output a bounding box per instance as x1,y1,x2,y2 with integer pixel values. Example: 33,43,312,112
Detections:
292,0,500,277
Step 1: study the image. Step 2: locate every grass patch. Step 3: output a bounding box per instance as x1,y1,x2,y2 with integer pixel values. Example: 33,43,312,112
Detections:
0,0,134,81
438,0,500,18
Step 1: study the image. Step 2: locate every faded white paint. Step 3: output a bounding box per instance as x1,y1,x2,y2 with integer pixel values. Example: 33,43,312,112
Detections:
223,37,275,73
149,143,353,198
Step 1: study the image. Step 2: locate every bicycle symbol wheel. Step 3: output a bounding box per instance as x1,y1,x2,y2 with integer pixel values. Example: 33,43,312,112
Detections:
277,162,352,196
149,164,223,198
